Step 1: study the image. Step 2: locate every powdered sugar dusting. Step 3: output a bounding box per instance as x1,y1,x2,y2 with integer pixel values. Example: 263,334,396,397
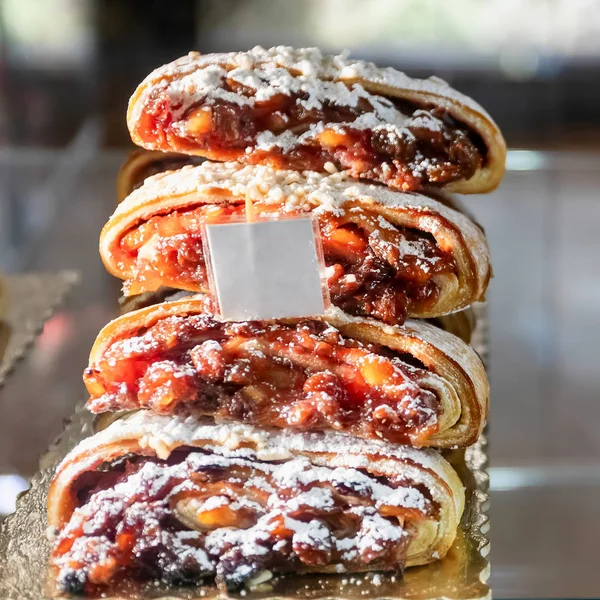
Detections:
55,411,457,498
133,46,494,127
144,54,414,145
53,439,428,589
135,49,466,167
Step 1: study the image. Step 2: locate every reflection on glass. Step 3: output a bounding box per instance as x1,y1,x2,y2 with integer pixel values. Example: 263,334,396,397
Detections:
0,0,94,68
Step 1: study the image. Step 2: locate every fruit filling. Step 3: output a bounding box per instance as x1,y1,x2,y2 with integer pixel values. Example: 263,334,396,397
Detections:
51,449,435,593
85,316,441,445
134,67,484,191
116,203,457,326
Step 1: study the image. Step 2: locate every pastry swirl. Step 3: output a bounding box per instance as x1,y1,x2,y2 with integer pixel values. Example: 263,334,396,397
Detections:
101,162,491,326
127,46,505,193
84,296,488,448
48,411,464,593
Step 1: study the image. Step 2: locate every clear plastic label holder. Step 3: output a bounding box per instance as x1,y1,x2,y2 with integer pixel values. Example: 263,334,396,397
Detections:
202,193,330,321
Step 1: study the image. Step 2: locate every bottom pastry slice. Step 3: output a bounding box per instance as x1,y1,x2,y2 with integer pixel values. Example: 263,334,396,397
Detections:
47,411,464,593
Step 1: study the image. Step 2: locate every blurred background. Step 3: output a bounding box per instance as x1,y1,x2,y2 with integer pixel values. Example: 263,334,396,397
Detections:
0,1,599,598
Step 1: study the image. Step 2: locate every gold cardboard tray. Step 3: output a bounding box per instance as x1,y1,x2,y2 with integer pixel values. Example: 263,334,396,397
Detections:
0,271,80,387
0,304,490,600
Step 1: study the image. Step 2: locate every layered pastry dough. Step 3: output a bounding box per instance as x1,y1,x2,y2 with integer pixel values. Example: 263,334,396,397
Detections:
84,296,487,448
101,162,491,326
116,149,203,204
127,46,506,193
48,411,464,593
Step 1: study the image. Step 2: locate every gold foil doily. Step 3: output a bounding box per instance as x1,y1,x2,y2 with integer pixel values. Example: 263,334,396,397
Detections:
0,271,80,387
0,304,490,600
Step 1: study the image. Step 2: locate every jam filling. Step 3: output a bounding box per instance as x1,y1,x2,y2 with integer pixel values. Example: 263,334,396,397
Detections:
117,203,456,325
135,77,484,191
52,450,434,593
85,317,441,445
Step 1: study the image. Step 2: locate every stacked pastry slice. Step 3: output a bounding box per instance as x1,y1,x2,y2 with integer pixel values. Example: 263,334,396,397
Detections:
48,47,504,595
104,163,490,323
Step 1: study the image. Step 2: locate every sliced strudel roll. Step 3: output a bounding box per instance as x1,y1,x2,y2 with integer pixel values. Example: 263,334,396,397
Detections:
84,296,488,448
101,162,491,326
127,46,505,193
48,411,465,593
116,149,204,204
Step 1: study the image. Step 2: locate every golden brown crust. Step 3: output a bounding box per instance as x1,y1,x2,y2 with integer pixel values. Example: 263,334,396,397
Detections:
87,297,488,448
48,411,465,568
127,47,506,194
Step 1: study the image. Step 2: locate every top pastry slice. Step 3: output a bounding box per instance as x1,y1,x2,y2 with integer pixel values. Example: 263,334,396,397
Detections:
127,46,506,194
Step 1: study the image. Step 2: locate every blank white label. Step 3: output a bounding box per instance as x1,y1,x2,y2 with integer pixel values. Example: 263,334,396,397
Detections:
204,217,327,321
